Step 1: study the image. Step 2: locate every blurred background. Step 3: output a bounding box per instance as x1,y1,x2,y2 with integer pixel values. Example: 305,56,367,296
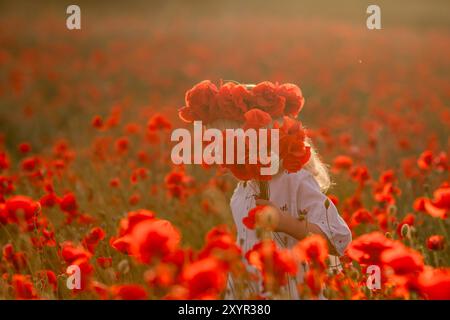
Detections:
0,0,449,300
0,0,448,243
1,0,449,148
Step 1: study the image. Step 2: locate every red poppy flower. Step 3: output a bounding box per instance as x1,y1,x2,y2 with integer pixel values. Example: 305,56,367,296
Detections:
111,209,156,254
381,242,424,276
2,243,27,271
373,182,401,205
4,195,40,223
0,152,10,171
417,267,450,300
128,193,141,206
242,205,268,230
21,156,40,172
413,197,427,212
82,227,106,253
144,262,177,288
303,268,327,297
119,209,156,235
179,80,219,124
109,177,120,188
426,235,445,251
12,274,38,300
163,248,192,271
18,142,31,154
127,219,181,264
423,184,450,219
293,234,329,268
91,115,103,129
110,284,148,300
61,241,92,265
148,113,172,131
165,170,193,200
252,82,285,117
243,109,272,129
39,193,59,208
91,281,109,300
350,208,373,228
182,256,227,299
104,105,122,129
350,166,370,186
0,175,14,196
225,162,260,181
96,256,113,269
198,225,241,267
328,194,339,206
346,232,395,265
59,192,78,214
417,150,433,170
124,122,141,135
379,170,396,184
435,151,448,171
332,155,353,171
276,117,311,173
231,84,254,115
216,82,246,121
246,240,297,291
115,136,129,153
276,83,305,117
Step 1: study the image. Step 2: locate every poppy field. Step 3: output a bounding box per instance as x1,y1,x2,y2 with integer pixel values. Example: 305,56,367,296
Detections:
0,1,449,300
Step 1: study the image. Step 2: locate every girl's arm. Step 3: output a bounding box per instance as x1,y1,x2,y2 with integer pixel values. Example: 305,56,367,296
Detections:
255,198,339,255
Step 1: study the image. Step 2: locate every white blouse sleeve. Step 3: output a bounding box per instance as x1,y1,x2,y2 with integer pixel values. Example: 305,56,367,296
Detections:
296,172,352,256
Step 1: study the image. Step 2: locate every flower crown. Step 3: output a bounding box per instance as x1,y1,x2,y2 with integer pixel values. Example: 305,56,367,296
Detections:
178,80,305,125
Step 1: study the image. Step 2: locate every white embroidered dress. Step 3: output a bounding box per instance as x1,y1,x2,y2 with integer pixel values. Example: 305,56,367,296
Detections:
226,169,352,299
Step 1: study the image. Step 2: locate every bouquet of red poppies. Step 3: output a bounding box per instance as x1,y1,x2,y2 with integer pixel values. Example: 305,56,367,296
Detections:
179,80,305,124
179,80,311,199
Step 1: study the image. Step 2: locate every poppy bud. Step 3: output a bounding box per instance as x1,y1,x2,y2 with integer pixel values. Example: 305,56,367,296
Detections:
117,259,130,275
324,198,330,210
401,224,411,239
349,269,360,280
423,183,430,195
255,228,263,239
388,205,397,216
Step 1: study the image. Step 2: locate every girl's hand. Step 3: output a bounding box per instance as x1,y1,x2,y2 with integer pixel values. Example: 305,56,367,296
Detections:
256,199,338,254
255,199,281,231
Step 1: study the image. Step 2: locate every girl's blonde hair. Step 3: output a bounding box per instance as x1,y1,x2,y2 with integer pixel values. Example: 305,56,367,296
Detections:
303,137,331,193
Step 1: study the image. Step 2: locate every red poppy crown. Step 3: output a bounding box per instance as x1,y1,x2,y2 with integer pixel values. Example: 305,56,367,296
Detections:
178,80,305,125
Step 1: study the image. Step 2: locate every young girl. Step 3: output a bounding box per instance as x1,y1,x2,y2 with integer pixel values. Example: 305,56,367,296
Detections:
226,141,352,299
206,99,351,299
